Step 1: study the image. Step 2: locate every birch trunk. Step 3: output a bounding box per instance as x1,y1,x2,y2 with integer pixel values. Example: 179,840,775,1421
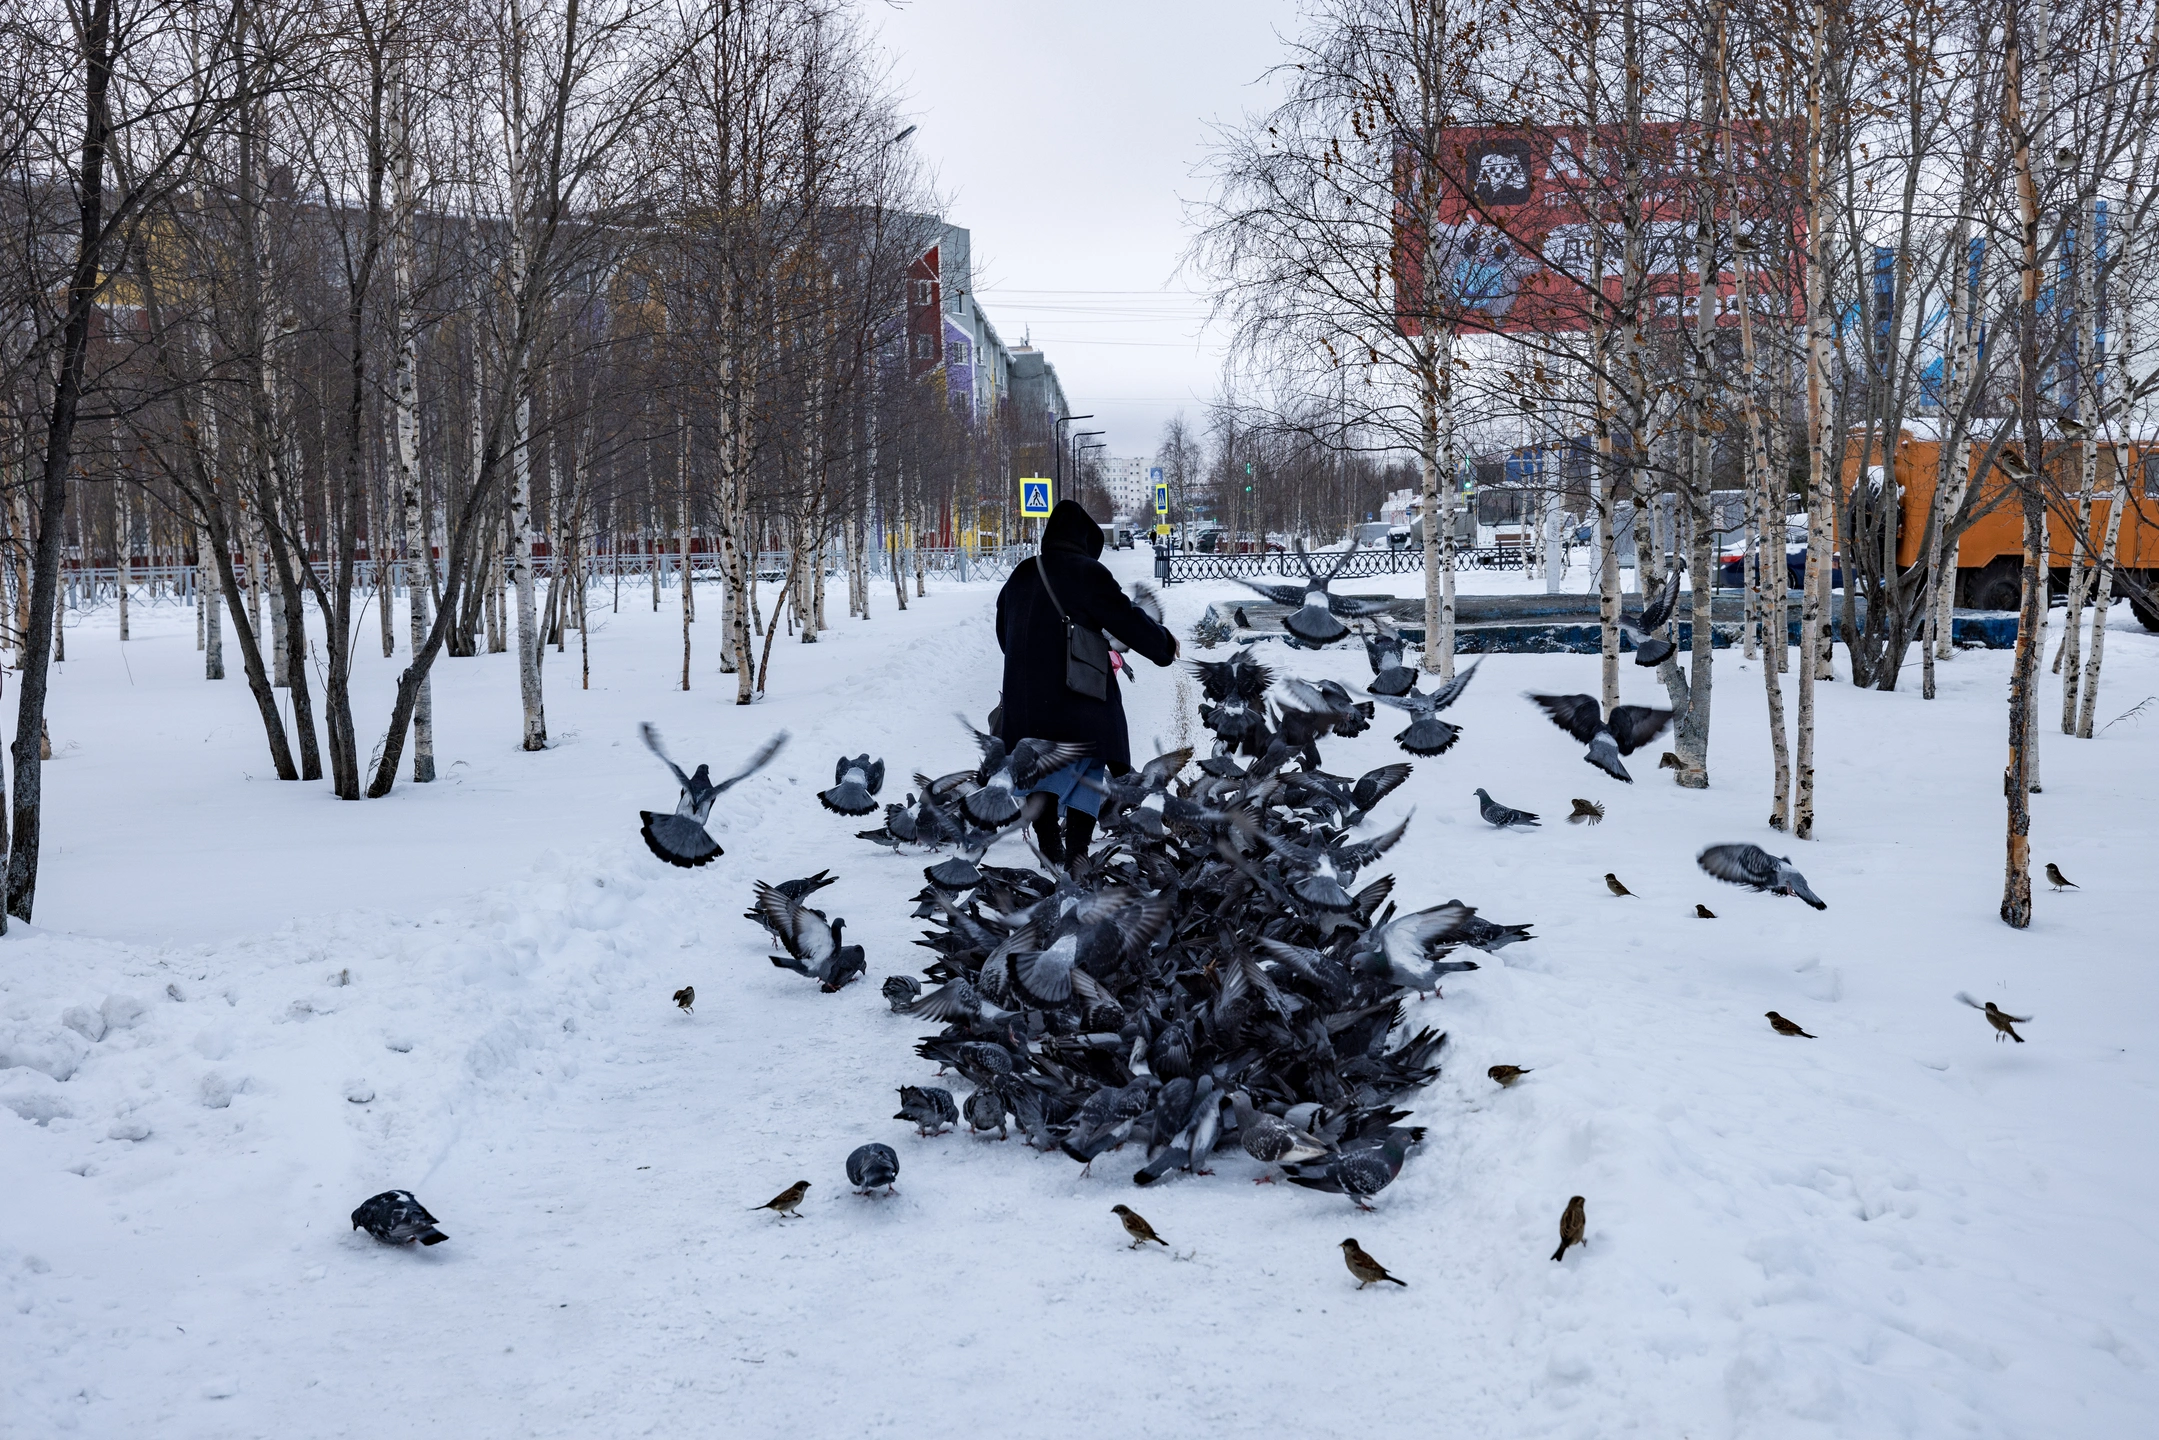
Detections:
2075,451,2126,736
114,470,130,642
1792,0,1830,838
2001,9,2040,927
1416,337,1445,672
389,54,433,781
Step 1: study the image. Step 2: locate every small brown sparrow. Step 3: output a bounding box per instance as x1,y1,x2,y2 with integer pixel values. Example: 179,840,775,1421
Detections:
1766,1011,1816,1038
1695,904,1716,919
1111,1204,1167,1249
2044,863,2077,891
1340,1238,1407,1288
751,1181,809,1218
673,985,695,1013
1605,873,1634,897
1487,1064,1531,1088
1568,799,1604,825
1957,993,2031,1042
1551,1196,1586,1262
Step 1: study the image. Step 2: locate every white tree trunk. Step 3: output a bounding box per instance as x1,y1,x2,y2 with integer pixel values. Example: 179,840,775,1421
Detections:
389,57,432,781
2075,450,2127,737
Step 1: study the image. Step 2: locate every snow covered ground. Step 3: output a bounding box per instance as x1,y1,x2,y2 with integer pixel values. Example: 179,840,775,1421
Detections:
5,558,2157,1438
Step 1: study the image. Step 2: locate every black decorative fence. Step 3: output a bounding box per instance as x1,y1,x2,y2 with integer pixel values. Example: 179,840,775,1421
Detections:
1160,545,1527,584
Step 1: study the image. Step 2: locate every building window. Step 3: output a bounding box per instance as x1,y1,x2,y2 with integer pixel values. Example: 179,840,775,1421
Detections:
914,335,934,359
913,280,933,306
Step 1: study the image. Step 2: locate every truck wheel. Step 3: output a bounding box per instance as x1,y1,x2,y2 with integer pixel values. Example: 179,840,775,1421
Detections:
1964,559,2023,612
2130,586,2159,633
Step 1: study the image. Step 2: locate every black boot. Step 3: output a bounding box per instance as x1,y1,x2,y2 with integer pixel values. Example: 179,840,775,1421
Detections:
1032,810,1064,866
1062,811,1097,870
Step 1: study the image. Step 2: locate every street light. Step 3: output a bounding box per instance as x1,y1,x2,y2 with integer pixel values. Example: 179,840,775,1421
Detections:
1071,429,1104,493
1052,413,1093,488
888,124,917,146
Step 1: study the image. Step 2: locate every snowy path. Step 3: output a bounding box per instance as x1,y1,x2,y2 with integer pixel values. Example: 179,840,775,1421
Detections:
5,563,2158,1437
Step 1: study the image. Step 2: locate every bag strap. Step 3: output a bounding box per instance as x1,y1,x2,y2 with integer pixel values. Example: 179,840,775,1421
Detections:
1034,555,1072,624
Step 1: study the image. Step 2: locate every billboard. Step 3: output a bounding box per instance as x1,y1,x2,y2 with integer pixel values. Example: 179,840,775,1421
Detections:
1395,122,1803,336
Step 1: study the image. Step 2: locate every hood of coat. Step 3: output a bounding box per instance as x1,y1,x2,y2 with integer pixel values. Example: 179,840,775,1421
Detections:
1041,499,1104,559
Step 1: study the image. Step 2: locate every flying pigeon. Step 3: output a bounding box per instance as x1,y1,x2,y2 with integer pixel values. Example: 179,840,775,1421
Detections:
894,1085,959,1136
1364,631,1418,697
1474,788,1539,828
1618,566,1683,667
754,881,867,991
819,755,885,816
1526,693,1676,783
961,723,1089,827
1696,843,1827,909
637,723,788,867
1108,584,1167,675
351,1190,447,1246
1232,540,1392,645
845,1142,899,1194
744,871,837,940
1369,659,1482,756
1445,903,1534,953
1264,814,1410,911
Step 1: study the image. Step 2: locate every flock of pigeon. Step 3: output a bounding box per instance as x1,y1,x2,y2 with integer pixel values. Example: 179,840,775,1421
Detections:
346,560,2047,1284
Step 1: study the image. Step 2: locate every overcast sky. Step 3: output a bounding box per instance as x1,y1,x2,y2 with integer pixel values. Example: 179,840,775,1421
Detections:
871,0,1301,463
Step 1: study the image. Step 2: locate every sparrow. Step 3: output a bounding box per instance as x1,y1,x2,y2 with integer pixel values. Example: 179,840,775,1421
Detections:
1766,1011,1816,1038
1551,1195,1585,1262
751,1181,808,1218
1695,904,1716,919
2045,863,2077,891
1659,751,1684,771
1956,992,2031,1042
1604,873,1634,897
1340,1238,1407,1288
351,1190,447,1246
1487,1064,1531,1088
672,985,695,1013
1568,798,1604,824
1111,1203,1168,1249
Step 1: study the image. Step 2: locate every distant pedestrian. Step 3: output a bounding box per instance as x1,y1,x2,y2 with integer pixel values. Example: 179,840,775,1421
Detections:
996,501,1177,866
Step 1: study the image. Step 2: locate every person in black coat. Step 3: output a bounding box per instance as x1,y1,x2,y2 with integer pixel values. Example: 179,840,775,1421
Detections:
996,500,1178,864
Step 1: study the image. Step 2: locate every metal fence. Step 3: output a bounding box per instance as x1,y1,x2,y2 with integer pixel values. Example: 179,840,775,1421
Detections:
50,543,1037,614
1160,544,1527,584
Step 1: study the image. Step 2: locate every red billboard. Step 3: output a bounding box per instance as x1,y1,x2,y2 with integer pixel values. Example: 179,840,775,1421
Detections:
1395,121,1803,337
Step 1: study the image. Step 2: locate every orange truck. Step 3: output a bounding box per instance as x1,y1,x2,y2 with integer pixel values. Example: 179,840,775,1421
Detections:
1868,428,2159,629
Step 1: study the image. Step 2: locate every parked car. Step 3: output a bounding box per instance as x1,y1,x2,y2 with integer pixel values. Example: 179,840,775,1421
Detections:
1350,521,1392,549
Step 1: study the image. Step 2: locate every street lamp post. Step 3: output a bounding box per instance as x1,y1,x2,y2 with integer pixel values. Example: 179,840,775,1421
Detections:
1072,430,1104,501
1049,412,1092,547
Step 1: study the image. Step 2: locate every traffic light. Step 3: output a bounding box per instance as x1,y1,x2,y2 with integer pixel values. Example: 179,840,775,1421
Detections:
1244,461,1253,493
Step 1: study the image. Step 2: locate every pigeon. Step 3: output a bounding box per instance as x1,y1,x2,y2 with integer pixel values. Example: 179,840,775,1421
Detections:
1474,788,1540,828
819,755,885,816
1568,798,1604,824
1340,1238,1408,1288
1527,693,1676,783
965,1086,1009,1138
881,974,922,1011
1766,1011,1816,1038
1604,873,1634,897
1263,814,1410,911
1369,659,1482,755
1618,566,1683,666
1551,1195,1586,1261
751,1181,808,1218
754,881,866,991
1284,1127,1421,1209
846,1142,899,1194
1364,631,1418,697
1233,539,1392,645
2045,863,2077,891
894,1085,959,1136
637,724,788,867
901,976,1015,1027
1488,1064,1530,1087
961,724,1090,826
1345,903,1481,998
1956,992,2031,1042
351,1190,447,1246
1695,903,1716,918
1109,584,1166,670
1111,1203,1168,1248
745,871,838,938
1452,908,1535,953
1697,843,1827,909
1227,1090,1332,1180
672,985,695,1013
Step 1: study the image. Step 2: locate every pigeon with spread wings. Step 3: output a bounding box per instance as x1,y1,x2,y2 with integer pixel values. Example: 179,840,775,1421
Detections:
1527,693,1675,782
1617,567,1683,667
1232,540,1393,646
1696,842,1827,909
819,755,885,816
754,881,867,991
637,724,788,867
1369,659,1482,756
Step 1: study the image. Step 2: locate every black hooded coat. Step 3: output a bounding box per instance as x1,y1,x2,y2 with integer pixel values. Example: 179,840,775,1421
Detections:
995,501,1176,774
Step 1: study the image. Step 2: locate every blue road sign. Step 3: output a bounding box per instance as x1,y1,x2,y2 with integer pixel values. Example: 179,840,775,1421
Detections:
1020,478,1052,517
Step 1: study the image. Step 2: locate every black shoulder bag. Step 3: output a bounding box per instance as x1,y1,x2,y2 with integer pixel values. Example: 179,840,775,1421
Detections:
1036,556,1111,701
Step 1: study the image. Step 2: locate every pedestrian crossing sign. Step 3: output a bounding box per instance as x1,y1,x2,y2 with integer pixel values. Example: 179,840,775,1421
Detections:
1020,478,1052,517
1153,473,1168,515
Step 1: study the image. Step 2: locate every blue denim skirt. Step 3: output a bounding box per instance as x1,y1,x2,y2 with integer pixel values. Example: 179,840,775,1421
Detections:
1030,759,1110,817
